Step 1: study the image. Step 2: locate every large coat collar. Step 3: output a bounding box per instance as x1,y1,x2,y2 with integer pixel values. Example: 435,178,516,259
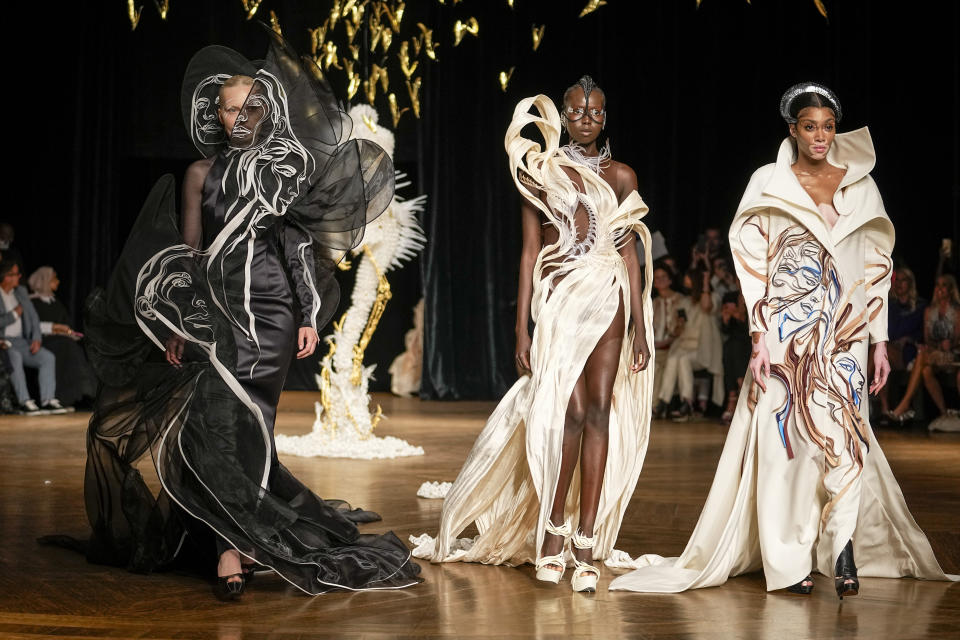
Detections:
736,127,891,252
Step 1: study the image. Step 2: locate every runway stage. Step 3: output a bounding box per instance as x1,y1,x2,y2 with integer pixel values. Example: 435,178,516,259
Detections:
1,392,958,639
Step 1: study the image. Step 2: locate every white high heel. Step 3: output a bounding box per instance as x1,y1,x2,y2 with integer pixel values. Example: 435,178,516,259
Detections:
570,529,599,592
534,519,572,583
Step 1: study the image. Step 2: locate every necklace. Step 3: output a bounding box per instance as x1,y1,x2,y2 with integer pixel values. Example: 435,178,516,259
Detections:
562,141,611,174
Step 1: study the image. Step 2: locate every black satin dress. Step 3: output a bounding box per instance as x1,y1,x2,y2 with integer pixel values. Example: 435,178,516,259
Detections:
201,155,296,443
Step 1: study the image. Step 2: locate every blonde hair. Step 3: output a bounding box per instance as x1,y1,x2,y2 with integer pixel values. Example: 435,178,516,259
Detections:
218,74,254,106
894,266,918,311
935,274,960,307
28,266,56,296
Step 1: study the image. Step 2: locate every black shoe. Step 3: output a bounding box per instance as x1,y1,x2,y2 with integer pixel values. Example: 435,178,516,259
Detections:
834,540,859,599
670,400,692,422
787,575,814,594
652,400,668,420
215,573,245,601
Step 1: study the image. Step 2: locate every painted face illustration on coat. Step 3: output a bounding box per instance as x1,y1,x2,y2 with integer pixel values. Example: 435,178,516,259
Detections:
830,351,865,410
770,236,838,342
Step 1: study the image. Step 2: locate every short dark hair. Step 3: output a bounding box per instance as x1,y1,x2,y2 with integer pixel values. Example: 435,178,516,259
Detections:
0,259,19,279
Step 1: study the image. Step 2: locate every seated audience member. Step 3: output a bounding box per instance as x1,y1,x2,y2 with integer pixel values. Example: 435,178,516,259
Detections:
719,291,750,423
878,266,927,418
0,260,67,414
889,274,960,422
651,264,690,418
28,267,95,407
656,268,722,421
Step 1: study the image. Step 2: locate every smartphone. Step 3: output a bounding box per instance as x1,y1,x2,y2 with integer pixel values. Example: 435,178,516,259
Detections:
677,308,687,321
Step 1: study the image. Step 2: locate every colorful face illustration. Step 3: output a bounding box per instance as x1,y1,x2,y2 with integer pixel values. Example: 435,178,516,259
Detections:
772,239,835,341
830,351,865,409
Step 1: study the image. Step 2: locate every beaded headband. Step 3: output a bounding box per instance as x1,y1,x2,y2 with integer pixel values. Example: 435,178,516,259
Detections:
779,82,842,123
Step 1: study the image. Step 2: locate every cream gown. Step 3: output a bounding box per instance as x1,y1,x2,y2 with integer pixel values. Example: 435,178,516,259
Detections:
610,127,957,592
412,95,655,566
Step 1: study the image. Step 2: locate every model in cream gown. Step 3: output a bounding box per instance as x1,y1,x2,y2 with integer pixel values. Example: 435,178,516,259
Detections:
412,93,655,580
610,89,956,593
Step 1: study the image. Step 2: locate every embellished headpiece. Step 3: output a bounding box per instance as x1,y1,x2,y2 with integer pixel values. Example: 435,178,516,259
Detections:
560,75,606,127
779,82,842,124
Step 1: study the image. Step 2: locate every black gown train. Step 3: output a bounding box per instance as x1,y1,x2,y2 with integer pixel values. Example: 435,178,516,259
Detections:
58,28,420,594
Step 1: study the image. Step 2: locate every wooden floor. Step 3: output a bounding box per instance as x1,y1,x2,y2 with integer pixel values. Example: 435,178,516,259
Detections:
1,392,958,639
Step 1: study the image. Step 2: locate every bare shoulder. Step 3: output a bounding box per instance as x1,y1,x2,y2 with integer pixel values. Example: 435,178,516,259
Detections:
185,157,214,185
607,159,638,200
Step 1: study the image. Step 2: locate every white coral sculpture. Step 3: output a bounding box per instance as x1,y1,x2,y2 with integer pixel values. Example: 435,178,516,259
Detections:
275,104,426,459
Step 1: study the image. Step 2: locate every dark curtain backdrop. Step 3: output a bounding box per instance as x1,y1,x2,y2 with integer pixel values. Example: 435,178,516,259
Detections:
10,1,959,400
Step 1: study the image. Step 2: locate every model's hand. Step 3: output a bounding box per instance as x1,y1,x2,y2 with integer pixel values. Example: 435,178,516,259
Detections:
296,327,319,359
515,331,532,374
749,332,770,393
29,340,41,355
13,304,22,317
869,341,890,395
631,334,650,373
165,335,185,367
52,323,72,335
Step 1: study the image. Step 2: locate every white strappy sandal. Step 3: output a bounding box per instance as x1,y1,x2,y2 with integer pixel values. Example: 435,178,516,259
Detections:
570,529,600,592
534,519,572,583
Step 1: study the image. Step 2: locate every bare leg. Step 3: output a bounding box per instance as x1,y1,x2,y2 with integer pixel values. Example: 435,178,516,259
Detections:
921,365,947,415
891,349,927,416
539,374,587,569
575,300,625,568
218,549,243,584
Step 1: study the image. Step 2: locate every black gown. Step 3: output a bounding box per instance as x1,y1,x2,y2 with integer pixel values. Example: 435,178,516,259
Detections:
51,28,421,594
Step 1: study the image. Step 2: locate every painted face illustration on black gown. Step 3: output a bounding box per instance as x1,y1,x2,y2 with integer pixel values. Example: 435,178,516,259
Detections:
230,81,274,149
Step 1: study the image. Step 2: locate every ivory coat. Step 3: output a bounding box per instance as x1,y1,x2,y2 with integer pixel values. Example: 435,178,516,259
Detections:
610,127,957,592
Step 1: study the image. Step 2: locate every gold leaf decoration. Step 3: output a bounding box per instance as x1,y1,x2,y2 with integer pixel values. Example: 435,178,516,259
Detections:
241,0,262,20
453,17,479,46
388,93,410,127
383,1,405,32
578,0,607,18
398,41,419,79
344,60,361,100
406,77,422,118
348,43,360,60
417,23,439,60
498,67,515,92
127,0,143,30
363,78,377,104
154,0,169,20
345,19,358,43
341,0,359,16
309,22,329,57
328,0,342,29
269,10,282,36
361,113,378,133
373,63,390,92
381,27,394,53
812,0,828,20
322,41,342,71
531,24,545,51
